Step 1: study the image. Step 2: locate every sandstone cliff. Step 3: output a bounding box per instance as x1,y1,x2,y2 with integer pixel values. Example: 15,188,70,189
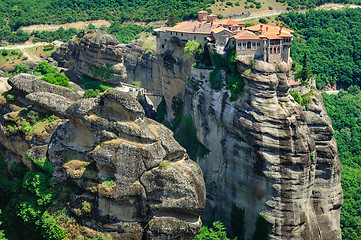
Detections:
53,35,192,118
183,58,342,239
52,30,127,84
0,76,206,239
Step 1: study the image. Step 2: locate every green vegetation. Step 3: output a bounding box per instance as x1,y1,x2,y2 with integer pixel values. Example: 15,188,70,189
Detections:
107,24,153,44
227,49,245,102
0,0,214,32
41,73,71,89
81,75,114,99
32,27,78,43
279,8,361,89
231,204,245,240
5,108,59,137
194,221,236,240
13,63,30,75
323,87,361,240
290,91,314,109
252,214,270,240
173,114,210,161
155,97,167,123
34,61,57,75
0,27,30,43
276,0,361,10
0,151,66,240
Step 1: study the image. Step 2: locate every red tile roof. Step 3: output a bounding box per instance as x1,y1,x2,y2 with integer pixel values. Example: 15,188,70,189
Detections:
214,19,245,26
289,79,301,86
246,24,293,40
233,30,261,40
167,21,217,34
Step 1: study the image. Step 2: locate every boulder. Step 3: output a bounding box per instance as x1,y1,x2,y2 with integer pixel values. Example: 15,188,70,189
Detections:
47,88,206,239
51,30,127,84
8,73,81,101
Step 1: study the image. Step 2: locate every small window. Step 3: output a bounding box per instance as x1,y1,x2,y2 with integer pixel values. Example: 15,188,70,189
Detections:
247,42,251,49
252,42,256,47
257,42,260,46
170,32,172,35
204,37,207,40
277,47,280,53
162,45,164,48
243,43,246,47
165,39,167,42
274,47,277,53
176,32,178,36
194,36,196,40
181,33,183,36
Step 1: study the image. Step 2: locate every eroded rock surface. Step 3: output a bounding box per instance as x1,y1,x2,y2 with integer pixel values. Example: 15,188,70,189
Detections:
184,58,342,239
52,30,127,84
46,88,205,239
8,73,81,101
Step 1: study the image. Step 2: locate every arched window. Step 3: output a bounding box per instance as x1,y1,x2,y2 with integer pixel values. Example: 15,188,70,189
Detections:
270,48,273,54
277,47,280,53
257,42,260,47
252,42,256,47
274,47,277,53
247,42,251,49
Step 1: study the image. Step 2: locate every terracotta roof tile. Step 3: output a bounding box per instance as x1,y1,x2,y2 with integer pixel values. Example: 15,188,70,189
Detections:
246,23,294,40
233,30,261,40
289,79,301,86
168,21,217,34
214,19,245,26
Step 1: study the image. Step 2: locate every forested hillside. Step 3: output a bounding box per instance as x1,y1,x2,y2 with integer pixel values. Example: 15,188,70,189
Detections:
323,87,361,240
0,0,212,30
279,8,361,89
276,0,361,9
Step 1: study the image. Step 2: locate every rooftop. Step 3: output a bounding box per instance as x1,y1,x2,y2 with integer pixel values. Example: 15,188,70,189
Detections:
234,30,260,40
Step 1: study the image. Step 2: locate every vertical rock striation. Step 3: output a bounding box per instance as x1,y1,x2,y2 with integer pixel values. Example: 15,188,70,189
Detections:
184,57,342,239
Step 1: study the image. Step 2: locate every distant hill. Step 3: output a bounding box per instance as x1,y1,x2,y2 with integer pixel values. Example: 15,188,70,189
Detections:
276,0,361,9
0,0,212,29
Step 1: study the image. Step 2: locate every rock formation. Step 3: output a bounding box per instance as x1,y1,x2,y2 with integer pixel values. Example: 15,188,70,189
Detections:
52,30,127,84
53,37,192,118
0,80,206,239
183,57,342,239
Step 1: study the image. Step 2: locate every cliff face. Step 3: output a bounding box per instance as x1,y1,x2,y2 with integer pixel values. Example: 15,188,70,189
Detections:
184,58,342,239
0,75,206,239
122,41,192,118
52,30,127,84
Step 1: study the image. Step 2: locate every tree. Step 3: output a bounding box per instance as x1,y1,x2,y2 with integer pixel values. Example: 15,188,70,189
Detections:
194,221,236,240
184,40,201,60
301,53,310,84
13,63,30,75
166,12,180,27
34,61,57,75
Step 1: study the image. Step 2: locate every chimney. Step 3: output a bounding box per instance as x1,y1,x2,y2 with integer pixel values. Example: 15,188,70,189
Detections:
198,11,208,21
266,26,269,32
266,21,269,24
276,23,279,27
208,14,217,22
279,24,283,34
211,22,213,26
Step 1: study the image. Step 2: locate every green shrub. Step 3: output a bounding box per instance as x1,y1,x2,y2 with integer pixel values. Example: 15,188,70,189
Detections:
10,161,28,178
41,73,71,89
290,91,302,105
34,61,57,75
194,221,235,240
13,63,30,75
43,44,55,51
41,212,67,240
83,89,101,98
27,154,54,175
5,93,15,102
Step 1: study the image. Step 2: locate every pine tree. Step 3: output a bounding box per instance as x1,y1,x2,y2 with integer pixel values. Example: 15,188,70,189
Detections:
301,53,309,84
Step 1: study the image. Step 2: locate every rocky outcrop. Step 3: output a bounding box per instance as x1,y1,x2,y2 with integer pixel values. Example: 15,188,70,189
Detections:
0,69,7,78
122,40,192,118
184,58,342,239
8,73,81,101
43,88,206,239
53,35,192,118
51,30,127,84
